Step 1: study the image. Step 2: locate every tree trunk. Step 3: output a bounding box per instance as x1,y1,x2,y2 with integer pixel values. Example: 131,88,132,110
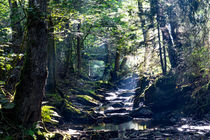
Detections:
103,43,111,79
137,0,149,68
8,0,23,53
76,22,81,75
63,32,74,77
161,27,178,68
13,0,47,127
156,2,166,75
46,16,56,93
114,48,120,73
157,23,166,75
111,48,120,80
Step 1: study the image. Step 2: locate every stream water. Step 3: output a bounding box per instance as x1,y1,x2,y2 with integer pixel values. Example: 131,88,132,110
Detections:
66,75,210,139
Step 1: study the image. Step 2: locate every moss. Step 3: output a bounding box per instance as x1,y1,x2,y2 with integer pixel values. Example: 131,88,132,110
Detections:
46,93,63,102
76,95,99,106
64,99,81,114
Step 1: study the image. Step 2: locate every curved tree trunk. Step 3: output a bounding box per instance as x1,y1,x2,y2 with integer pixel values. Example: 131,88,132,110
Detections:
13,0,47,127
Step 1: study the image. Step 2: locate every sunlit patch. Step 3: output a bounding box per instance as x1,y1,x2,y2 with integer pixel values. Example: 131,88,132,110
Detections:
67,129,81,135
177,124,210,135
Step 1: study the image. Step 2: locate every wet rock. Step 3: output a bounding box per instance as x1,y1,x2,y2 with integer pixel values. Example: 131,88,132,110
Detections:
111,102,124,108
105,109,127,114
130,107,153,118
118,92,135,97
75,96,99,107
104,115,132,124
112,98,126,102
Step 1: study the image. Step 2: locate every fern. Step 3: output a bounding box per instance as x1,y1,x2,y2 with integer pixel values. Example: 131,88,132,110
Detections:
41,105,60,124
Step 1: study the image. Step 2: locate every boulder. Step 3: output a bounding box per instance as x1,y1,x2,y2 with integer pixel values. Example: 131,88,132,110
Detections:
104,108,127,114
118,92,135,97
130,107,153,118
111,102,124,108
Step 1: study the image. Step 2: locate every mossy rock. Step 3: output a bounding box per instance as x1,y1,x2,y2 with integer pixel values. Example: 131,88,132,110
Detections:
62,100,84,121
76,95,99,107
45,93,63,108
187,82,210,118
70,88,104,101
143,76,179,112
155,76,176,90
62,99,97,124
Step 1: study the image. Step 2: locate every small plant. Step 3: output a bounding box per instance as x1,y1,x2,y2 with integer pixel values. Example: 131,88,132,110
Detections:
41,105,60,124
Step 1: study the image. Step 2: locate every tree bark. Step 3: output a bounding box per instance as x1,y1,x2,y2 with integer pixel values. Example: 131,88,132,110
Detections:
161,27,178,68
111,48,120,80
13,0,48,127
46,16,56,93
156,2,166,75
157,23,166,75
63,32,74,77
76,22,81,75
103,43,111,79
137,0,149,68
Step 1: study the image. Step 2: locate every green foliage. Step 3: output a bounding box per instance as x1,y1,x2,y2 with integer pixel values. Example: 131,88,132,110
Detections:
0,89,14,110
41,105,60,124
183,46,210,82
65,99,81,114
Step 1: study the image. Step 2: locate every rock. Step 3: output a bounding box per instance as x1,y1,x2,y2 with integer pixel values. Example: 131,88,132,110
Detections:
111,102,124,108
118,92,135,97
104,115,132,124
75,95,99,107
105,109,127,114
130,107,153,118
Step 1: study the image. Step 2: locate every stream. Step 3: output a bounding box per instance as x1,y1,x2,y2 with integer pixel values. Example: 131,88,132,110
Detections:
63,75,210,139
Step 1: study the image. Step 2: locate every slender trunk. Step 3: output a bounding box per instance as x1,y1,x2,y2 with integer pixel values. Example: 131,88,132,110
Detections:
112,48,120,80
8,0,23,53
13,0,47,127
167,7,182,49
46,17,56,93
161,27,178,68
103,43,110,79
162,40,167,72
137,0,149,68
114,48,120,73
63,33,74,77
76,22,81,75
156,4,166,75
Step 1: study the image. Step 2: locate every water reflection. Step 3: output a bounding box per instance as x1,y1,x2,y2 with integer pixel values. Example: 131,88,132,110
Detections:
87,119,151,131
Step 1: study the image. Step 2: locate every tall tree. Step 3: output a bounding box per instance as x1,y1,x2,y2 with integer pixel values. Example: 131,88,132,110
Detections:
13,0,48,127
137,0,149,68
156,1,166,75
76,21,81,75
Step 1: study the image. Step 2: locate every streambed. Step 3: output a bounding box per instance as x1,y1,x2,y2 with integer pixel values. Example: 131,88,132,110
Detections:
62,75,210,139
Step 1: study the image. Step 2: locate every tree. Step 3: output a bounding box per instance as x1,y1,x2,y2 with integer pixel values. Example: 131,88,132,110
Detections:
12,0,48,127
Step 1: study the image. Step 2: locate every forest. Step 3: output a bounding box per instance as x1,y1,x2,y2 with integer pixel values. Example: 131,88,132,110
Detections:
0,0,209,139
